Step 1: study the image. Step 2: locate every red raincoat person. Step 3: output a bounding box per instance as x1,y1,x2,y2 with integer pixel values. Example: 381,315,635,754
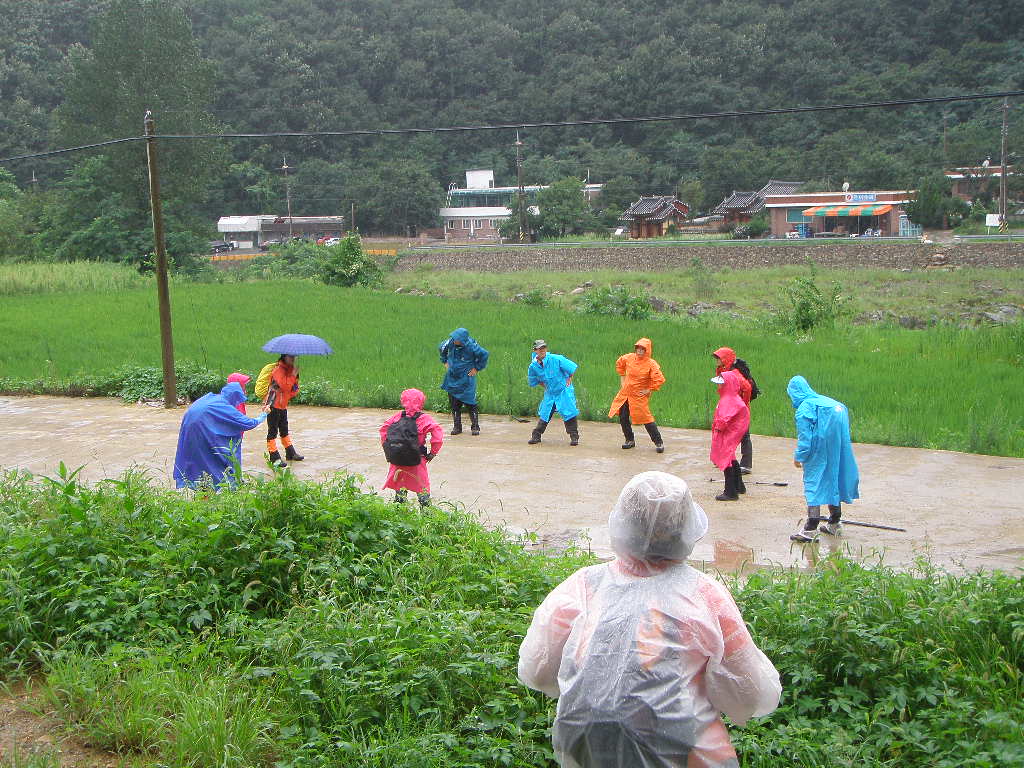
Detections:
711,370,750,501
713,347,751,403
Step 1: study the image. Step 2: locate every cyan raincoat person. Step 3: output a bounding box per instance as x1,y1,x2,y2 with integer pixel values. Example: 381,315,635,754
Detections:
527,339,580,446
787,375,860,541
518,471,781,768
173,382,267,489
439,327,489,435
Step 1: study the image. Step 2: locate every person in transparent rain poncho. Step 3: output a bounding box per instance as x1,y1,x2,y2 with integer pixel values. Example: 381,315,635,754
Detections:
518,471,781,768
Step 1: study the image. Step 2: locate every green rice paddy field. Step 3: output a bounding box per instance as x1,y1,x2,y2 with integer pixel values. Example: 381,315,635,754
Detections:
0,280,1021,456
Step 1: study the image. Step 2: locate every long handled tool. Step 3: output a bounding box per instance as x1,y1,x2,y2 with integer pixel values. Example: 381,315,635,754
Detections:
708,478,788,486
808,516,906,532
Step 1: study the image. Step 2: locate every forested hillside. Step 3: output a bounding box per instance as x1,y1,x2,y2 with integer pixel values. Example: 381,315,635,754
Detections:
0,0,1021,249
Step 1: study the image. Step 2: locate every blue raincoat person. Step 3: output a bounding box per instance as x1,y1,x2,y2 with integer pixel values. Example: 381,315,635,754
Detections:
439,327,489,435
527,340,580,446
787,375,860,541
173,382,267,489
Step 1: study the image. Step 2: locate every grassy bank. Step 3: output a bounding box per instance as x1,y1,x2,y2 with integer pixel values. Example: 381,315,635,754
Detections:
0,470,1021,767
0,281,1021,456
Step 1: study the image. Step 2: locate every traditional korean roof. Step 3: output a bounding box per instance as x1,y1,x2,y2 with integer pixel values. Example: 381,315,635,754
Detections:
619,196,689,221
712,191,758,215
758,179,805,198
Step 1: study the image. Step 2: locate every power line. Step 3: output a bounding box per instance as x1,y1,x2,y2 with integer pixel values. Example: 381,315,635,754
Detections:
2,90,1021,165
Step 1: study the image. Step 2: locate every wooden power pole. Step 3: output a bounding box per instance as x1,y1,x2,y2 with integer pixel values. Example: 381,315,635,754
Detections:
999,98,1009,232
143,111,177,408
515,131,527,242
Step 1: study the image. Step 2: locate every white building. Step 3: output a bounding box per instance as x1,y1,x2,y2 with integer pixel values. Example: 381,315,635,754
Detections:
439,169,603,239
217,215,345,248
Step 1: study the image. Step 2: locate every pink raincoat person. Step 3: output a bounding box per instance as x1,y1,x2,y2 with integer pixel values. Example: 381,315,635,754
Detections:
379,388,444,506
518,472,781,768
710,370,750,501
226,372,251,415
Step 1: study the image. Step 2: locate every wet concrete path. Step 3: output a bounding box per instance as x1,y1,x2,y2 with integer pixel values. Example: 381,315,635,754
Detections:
3,396,1022,574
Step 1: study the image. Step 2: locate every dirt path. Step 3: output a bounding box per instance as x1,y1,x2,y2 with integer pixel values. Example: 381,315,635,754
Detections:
4,395,1022,574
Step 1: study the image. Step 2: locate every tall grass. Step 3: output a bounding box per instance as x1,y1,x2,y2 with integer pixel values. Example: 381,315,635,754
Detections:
0,281,1020,455
0,262,149,295
0,470,1020,766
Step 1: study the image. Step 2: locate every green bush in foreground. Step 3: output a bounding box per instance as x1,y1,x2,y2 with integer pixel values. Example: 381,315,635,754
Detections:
0,468,1021,766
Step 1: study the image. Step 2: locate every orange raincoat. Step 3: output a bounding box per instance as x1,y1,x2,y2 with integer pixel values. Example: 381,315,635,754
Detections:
607,338,665,425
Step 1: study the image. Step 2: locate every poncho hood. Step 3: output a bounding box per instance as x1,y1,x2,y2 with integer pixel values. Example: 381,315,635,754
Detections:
226,372,250,390
717,368,744,397
713,346,736,371
450,327,471,345
609,471,707,563
220,382,247,408
634,337,652,355
400,388,426,416
787,375,818,409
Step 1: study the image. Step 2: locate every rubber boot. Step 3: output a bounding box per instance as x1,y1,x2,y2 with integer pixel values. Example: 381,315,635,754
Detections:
417,492,431,507
740,430,752,473
715,465,739,501
450,406,463,435
644,422,664,453
565,417,579,446
469,406,480,435
285,444,305,462
528,419,547,444
732,460,746,494
267,451,288,469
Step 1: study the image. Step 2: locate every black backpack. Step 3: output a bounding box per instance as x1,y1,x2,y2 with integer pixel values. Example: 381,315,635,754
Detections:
383,412,423,466
734,358,760,400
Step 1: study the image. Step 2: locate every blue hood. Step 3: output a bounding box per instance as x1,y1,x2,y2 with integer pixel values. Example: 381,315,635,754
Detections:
450,328,470,345
787,375,818,409
221,381,247,408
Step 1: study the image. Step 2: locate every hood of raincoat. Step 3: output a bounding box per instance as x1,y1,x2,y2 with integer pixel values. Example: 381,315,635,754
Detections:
609,471,707,564
226,372,250,390
717,368,745,397
634,337,652,356
713,346,736,371
400,388,426,416
450,327,471,345
220,382,247,408
787,375,818,409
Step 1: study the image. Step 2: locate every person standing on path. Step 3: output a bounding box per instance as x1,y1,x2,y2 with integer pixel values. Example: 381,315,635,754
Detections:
380,388,443,507
439,327,489,436
710,369,751,501
712,348,759,474
527,339,580,446
787,375,860,542
264,354,303,467
608,338,665,452
518,471,781,767
173,381,269,489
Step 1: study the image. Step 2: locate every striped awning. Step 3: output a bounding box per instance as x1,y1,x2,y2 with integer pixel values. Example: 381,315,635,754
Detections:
802,204,893,217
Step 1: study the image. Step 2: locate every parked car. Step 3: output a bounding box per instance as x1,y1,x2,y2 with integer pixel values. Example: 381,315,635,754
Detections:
209,240,234,253
323,237,342,247
259,239,284,251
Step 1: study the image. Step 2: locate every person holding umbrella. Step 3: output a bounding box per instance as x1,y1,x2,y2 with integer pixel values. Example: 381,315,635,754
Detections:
260,334,333,468
439,327,489,436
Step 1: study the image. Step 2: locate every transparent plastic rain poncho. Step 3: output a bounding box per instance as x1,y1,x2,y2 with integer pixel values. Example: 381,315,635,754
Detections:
518,472,781,768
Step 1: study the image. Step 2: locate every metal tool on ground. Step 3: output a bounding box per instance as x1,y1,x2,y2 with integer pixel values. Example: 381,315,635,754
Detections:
808,516,906,532
709,478,787,486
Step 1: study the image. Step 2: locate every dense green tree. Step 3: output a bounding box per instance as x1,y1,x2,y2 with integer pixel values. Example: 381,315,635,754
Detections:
537,177,597,237
904,173,969,229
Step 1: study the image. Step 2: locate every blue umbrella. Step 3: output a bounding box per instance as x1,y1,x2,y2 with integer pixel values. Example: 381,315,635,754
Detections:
261,334,333,356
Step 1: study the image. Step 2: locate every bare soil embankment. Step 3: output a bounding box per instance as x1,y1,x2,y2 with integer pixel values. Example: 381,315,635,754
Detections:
396,241,1024,272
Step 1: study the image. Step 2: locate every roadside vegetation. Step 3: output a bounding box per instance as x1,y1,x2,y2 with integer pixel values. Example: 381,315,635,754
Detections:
0,469,1021,767
0,276,1021,456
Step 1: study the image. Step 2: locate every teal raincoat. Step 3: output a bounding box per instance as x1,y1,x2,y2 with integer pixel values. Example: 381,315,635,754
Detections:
439,328,489,405
787,376,860,506
528,352,579,421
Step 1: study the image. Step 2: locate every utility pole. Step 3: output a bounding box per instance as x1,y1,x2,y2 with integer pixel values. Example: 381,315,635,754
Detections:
351,201,356,232
515,131,527,242
143,111,177,409
999,98,1009,232
281,157,293,237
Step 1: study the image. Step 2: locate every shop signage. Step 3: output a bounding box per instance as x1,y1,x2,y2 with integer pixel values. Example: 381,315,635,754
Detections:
844,192,876,202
